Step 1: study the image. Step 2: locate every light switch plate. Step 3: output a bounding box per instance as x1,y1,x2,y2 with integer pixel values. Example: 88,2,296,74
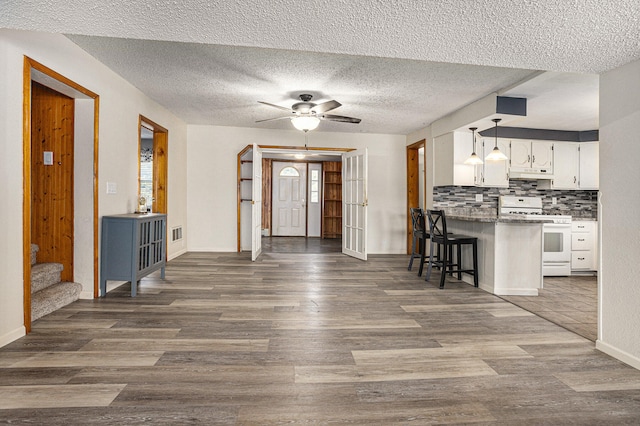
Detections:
552,197,557,205
106,182,117,194
475,194,483,202
43,151,53,165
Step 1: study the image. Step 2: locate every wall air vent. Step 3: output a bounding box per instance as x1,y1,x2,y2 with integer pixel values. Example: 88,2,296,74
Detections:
171,226,183,242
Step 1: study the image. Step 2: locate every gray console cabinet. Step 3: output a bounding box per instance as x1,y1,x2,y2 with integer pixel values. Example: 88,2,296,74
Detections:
100,213,166,297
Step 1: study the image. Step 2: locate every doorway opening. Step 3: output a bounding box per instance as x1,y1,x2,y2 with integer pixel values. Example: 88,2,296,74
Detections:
406,139,426,253
138,116,168,215
237,145,364,259
23,57,99,332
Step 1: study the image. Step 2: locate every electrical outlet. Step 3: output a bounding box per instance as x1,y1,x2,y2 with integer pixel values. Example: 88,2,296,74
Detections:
475,194,483,202
552,197,557,205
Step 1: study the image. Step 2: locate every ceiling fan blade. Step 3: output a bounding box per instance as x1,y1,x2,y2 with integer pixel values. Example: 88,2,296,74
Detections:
320,114,361,124
258,101,292,112
255,116,291,123
311,100,341,114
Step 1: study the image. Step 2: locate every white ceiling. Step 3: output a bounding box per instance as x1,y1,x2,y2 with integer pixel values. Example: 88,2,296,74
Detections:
3,0,635,134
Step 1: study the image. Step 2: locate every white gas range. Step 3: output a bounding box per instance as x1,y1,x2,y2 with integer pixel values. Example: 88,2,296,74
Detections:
499,196,572,276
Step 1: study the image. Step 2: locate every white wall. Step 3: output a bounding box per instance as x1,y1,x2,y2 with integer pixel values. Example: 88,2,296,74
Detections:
187,125,406,254
597,57,640,369
0,29,188,346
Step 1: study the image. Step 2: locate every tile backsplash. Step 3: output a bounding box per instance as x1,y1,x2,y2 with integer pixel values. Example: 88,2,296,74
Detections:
433,181,598,218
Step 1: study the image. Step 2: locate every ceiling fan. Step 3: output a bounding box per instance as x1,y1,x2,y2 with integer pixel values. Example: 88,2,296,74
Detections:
256,94,361,131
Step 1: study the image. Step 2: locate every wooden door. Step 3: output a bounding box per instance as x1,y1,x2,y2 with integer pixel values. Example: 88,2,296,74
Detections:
31,82,75,282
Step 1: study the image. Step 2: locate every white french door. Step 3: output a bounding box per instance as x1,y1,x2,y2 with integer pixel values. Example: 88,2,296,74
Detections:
251,144,263,261
342,148,368,260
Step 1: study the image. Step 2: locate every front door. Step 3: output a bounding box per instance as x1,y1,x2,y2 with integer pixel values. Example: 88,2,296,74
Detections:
272,162,307,236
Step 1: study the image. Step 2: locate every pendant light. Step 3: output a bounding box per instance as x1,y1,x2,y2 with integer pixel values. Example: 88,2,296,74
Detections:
464,127,483,165
485,118,508,161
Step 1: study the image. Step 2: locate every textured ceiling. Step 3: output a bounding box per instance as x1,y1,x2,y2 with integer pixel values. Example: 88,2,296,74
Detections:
2,0,632,133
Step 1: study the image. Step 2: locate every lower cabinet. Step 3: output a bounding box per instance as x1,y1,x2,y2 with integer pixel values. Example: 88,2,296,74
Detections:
571,220,597,273
100,213,166,296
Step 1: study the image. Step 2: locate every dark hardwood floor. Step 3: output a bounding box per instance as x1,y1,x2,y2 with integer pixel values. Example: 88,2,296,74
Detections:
1,252,638,424
262,236,342,253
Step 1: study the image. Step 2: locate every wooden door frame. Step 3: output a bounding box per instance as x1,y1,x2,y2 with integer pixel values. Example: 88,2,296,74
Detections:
236,145,353,252
23,57,100,332
138,116,168,214
406,139,426,254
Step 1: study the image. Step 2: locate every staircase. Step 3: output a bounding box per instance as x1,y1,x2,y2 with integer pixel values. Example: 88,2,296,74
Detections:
30,244,83,321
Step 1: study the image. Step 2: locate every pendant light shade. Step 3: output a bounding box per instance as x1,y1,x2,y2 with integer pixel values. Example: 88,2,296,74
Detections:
485,118,508,161
291,115,320,132
464,127,483,165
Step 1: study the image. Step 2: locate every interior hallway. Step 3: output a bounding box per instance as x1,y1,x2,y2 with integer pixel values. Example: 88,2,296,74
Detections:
0,252,637,424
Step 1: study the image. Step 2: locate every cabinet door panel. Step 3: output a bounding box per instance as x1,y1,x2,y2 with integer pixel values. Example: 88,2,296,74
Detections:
482,138,509,187
531,141,553,170
509,140,531,170
552,143,579,189
579,142,599,189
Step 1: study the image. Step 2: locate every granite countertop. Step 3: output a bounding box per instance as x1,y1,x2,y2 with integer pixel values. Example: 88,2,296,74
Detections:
437,207,596,223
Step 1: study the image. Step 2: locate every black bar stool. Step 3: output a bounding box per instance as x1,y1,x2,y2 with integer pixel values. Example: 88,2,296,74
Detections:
407,208,426,273
425,209,479,289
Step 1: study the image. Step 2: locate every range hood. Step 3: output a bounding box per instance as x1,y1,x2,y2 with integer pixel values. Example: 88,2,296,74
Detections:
509,170,554,180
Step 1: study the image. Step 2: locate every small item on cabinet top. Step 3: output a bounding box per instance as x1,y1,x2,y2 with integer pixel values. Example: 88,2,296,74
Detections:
137,196,147,214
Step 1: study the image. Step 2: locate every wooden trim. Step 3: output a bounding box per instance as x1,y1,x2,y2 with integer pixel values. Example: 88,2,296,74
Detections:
406,139,425,254
258,145,354,152
27,58,98,99
23,56,101,327
92,97,100,298
22,58,33,332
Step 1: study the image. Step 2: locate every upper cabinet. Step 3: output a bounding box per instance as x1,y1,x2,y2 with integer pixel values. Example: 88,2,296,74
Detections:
551,142,579,189
538,141,598,190
479,137,509,187
509,140,553,176
578,142,599,190
433,133,598,191
433,131,475,187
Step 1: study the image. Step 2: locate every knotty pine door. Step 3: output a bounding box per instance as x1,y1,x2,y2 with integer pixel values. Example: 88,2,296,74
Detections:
31,82,75,282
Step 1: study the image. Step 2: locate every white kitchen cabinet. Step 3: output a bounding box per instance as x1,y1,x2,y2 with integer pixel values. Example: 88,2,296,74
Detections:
551,142,579,189
478,137,509,187
571,220,598,273
509,140,554,173
579,142,599,189
433,131,475,187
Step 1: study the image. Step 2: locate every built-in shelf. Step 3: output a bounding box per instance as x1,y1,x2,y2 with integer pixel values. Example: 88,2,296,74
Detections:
322,161,342,239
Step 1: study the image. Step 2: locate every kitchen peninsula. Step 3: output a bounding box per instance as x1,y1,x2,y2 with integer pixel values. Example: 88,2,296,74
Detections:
442,209,549,296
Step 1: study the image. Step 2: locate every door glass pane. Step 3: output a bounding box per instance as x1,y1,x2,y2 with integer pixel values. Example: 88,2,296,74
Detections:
139,127,154,211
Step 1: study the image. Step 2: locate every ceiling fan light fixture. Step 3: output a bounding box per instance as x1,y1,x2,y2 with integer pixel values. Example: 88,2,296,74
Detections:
291,115,320,132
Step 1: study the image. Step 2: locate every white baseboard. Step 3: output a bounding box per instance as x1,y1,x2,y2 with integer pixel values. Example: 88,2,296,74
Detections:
0,326,26,348
596,340,640,370
168,248,188,261
79,290,94,299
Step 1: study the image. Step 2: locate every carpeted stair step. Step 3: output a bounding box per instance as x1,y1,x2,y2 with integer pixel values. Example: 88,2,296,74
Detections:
31,281,82,321
31,263,64,293
31,244,39,266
